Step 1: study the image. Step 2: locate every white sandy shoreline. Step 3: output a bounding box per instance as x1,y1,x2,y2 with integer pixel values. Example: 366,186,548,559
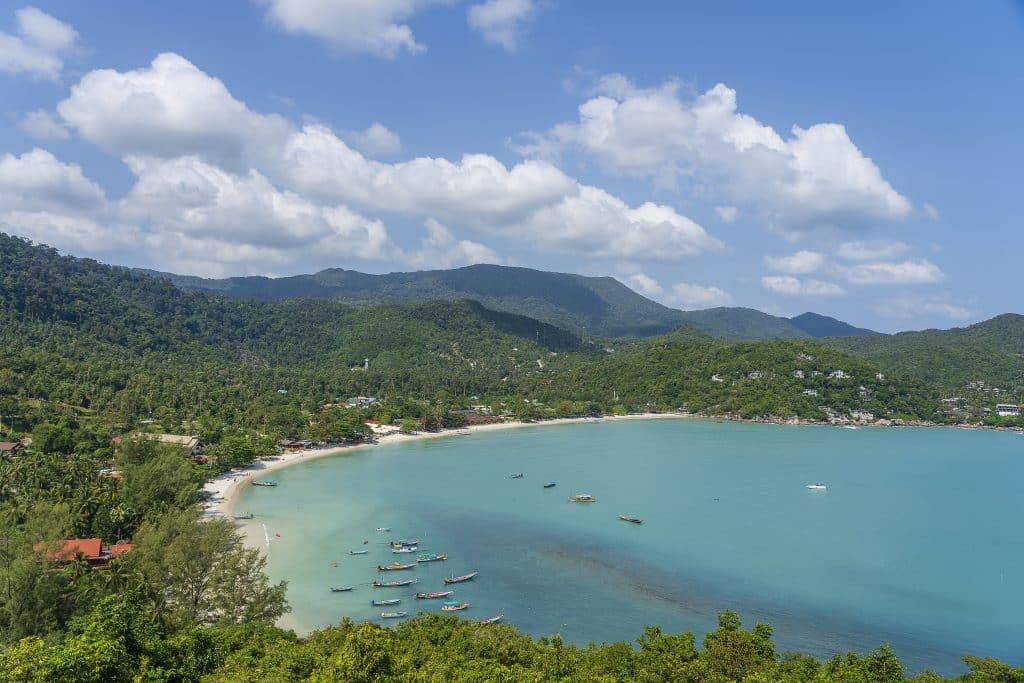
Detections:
200,412,690,528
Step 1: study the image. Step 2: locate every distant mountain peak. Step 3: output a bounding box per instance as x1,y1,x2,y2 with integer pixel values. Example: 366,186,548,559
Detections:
789,312,883,338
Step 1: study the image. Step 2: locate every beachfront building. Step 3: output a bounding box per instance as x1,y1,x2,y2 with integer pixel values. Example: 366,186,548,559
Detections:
33,538,133,568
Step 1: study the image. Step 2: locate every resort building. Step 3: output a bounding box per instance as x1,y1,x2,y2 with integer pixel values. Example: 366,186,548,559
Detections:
33,538,133,568
995,404,1022,417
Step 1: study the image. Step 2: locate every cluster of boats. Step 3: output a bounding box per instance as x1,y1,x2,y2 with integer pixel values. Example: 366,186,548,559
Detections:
330,531,501,624
511,474,645,523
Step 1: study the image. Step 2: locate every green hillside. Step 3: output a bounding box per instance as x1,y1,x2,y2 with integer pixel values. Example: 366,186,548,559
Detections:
145,264,858,340
824,314,1024,392
790,312,882,337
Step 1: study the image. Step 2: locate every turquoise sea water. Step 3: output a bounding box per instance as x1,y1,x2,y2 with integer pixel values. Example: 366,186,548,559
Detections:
234,418,1024,674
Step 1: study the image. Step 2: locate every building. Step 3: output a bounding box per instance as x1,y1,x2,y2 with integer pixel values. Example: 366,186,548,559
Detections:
33,538,133,568
829,370,850,379
996,404,1022,417
0,441,24,456
802,389,818,396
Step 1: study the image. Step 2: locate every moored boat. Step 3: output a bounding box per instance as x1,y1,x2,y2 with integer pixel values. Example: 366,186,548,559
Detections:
416,590,454,599
618,515,643,524
417,553,447,563
568,493,596,503
376,527,391,532
443,571,479,585
805,483,827,490
232,513,254,519
373,578,418,587
392,546,417,554
349,549,369,555
380,612,407,619
510,473,524,479
371,598,401,606
378,562,416,571
251,480,278,487
330,586,354,592
391,539,420,548
543,482,557,488
480,614,504,624
442,602,470,611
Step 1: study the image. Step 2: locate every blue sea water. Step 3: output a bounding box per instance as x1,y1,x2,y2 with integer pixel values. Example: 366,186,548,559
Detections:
233,418,1024,674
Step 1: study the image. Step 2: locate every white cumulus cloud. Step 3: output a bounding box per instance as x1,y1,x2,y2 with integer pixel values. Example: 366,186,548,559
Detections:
255,0,454,58
761,275,845,297
876,294,974,321
665,281,733,309
517,76,912,238
624,272,663,298
714,205,739,223
764,250,825,275
349,122,402,156
0,6,78,80
840,259,944,285
836,240,911,261
20,109,69,140
405,219,501,269
467,0,536,52
57,53,292,170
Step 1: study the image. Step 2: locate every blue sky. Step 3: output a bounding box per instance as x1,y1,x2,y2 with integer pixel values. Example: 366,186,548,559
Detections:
1,1,1021,332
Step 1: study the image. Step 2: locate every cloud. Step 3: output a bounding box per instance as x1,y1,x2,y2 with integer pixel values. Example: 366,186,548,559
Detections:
57,53,291,169
0,6,78,80
405,219,501,269
840,259,944,285
836,239,911,261
0,148,106,211
277,124,722,260
348,122,402,156
19,109,69,140
624,272,663,298
120,154,394,258
761,275,845,296
764,249,825,274
31,53,724,273
923,202,940,220
467,0,536,52
517,76,912,238
714,205,739,223
255,0,454,58
665,281,733,309
875,294,974,321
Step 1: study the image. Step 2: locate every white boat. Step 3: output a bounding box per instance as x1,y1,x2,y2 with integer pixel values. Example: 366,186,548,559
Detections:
805,483,827,490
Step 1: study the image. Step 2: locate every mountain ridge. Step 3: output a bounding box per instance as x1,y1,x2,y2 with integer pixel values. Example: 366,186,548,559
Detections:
138,263,881,340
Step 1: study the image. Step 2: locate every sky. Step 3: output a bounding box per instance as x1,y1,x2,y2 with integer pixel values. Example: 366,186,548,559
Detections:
0,1,1021,332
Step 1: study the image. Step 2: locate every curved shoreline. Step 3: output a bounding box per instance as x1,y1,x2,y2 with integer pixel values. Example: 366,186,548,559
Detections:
201,412,691,529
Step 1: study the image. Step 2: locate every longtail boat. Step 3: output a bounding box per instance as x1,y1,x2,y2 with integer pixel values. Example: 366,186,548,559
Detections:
417,553,447,563
251,480,278,487
543,482,557,488
391,539,420,548
330,586,354,593
392,546,417,554
349,549,369,555
378,562,416,571
232,513,254,519
618,515,644,524
376,527,391,532
568,493,596,503
416,590,454,599
380,612,407,619
443,571,479,585
480,614,504,624
510,473,524,479
373,578,417,587
442,602,470,611
371,598,400,606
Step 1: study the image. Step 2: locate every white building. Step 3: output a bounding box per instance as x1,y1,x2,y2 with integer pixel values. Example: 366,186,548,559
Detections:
996,404,1022,417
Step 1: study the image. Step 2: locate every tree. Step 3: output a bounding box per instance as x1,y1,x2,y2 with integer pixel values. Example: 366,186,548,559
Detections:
400,418,418,434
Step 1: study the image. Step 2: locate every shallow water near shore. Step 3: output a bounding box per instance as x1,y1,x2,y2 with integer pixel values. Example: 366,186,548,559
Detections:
234,419,1024,674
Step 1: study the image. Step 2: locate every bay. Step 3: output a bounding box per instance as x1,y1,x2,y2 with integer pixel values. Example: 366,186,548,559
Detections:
234,418,1024,674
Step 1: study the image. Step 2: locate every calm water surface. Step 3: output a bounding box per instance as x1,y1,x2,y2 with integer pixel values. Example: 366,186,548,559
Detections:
234,419,1024,674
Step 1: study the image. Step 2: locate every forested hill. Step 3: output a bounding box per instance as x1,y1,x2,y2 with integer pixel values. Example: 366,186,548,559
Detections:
144,263,877,340
790,312,883,337
823,314,1024,391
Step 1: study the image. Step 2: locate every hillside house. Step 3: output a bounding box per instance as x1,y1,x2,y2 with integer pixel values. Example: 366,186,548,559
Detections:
829,370,850,379
802,389,819,397
996,404,1022,417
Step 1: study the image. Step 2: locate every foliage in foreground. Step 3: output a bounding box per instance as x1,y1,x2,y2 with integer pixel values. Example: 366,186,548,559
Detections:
2,604,1022,683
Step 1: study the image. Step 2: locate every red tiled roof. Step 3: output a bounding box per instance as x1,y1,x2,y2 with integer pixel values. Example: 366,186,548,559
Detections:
34,538,103,561
109,543,133,558
0,441,22,452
